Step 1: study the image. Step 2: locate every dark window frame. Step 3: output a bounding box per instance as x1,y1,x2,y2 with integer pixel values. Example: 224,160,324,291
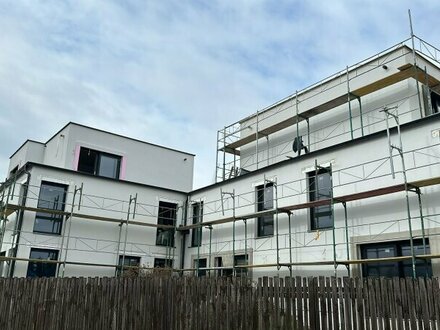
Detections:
194,258,207,277
155,201,177,247
256,183,274,237
234,254,249,277
34,181,68,235
117,255,141,276
191,202,203,247
308,168,333,231
154,258,173,268
26,248,59,278
77,147,122,179
361,239,432,278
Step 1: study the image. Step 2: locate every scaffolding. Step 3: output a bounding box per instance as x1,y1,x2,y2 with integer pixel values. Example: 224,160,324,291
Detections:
0,177,181,277
1,34,440,279
215,35,440,182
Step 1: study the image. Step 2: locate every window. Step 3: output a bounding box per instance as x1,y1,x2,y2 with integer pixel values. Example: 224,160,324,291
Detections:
431,91,440,114
154,258,173,268
256,183,273,237
191,202,203,247
117,255,141,276
361,239,432,278
308,168,333,230
34,182,67,234
194,258,207,277
156,202,177,247
234,254,249,277
26,248,59,278
78,147,121,179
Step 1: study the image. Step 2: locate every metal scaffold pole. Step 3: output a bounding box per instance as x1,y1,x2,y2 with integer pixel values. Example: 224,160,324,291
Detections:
243,219,247,271
342,202,350,277
408,9,424,118
295,91,300,157
206,225,213,277
0,184,12,254
58,183,83,278
346,66,354,140
274,178,280,270
196,199,202,276
382,107,417,278
120,194,137,276
256,111,260,169
287,212,293,278
231,189,236,276
415,187,429,276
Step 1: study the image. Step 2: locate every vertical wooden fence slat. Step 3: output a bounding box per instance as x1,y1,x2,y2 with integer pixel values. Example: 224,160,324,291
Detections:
1,275,440,329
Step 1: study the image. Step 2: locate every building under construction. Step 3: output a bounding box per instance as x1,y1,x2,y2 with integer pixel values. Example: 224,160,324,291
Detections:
1,34,440,279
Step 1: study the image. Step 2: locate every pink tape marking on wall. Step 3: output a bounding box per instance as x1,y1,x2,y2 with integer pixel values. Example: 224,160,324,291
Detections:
73,145,81,170
120,156,127,180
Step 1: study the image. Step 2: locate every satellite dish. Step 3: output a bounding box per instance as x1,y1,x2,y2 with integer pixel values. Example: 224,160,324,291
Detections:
292,136,308,155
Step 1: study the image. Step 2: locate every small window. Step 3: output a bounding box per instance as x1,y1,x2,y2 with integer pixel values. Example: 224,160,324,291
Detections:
256,183,274,237
156,202,177,247
26,248,59,278
308,168,333,230
78,147,121,179
117,255,141,276
191,202,203,247
234,254,249,277
34,181,68,235
154,258,173,268
194,258,207,277
361,239,432,278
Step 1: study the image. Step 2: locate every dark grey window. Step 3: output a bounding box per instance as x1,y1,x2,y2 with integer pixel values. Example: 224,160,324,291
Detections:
361,239,432,278
191,202,203,247
154,258,173,268
234,254,249,277
431,91,440,114
256,183,273,237
34,182,67,234
117,255,141,276
156,202,177,247
194,258,207,277
26,248,58,278
308,168,333,230
78,147,121,179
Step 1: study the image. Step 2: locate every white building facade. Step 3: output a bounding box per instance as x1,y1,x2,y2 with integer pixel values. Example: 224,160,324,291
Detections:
1,36,440,279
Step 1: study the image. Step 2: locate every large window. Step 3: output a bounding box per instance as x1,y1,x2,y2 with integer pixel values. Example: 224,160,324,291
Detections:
256,183,273,237
156,201,177,247
194,258,207,277
26,248,59,278
78,147,121,179
117,255,141,276
154,258,173,268
34,182,67,234
361,239,432,278
308,168,333,230
234,254,249,277
191,202,203,247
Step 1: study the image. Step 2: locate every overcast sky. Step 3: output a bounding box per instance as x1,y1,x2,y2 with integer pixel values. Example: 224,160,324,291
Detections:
1,1,439,189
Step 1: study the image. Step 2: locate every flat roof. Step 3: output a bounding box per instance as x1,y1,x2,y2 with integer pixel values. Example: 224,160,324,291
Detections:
10,121,196,159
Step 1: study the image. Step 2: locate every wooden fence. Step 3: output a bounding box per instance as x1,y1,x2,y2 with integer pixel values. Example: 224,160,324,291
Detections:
0,276,438,329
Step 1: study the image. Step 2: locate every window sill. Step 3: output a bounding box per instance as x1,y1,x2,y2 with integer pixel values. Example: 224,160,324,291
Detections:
256,234,274,239
32,231,62,236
